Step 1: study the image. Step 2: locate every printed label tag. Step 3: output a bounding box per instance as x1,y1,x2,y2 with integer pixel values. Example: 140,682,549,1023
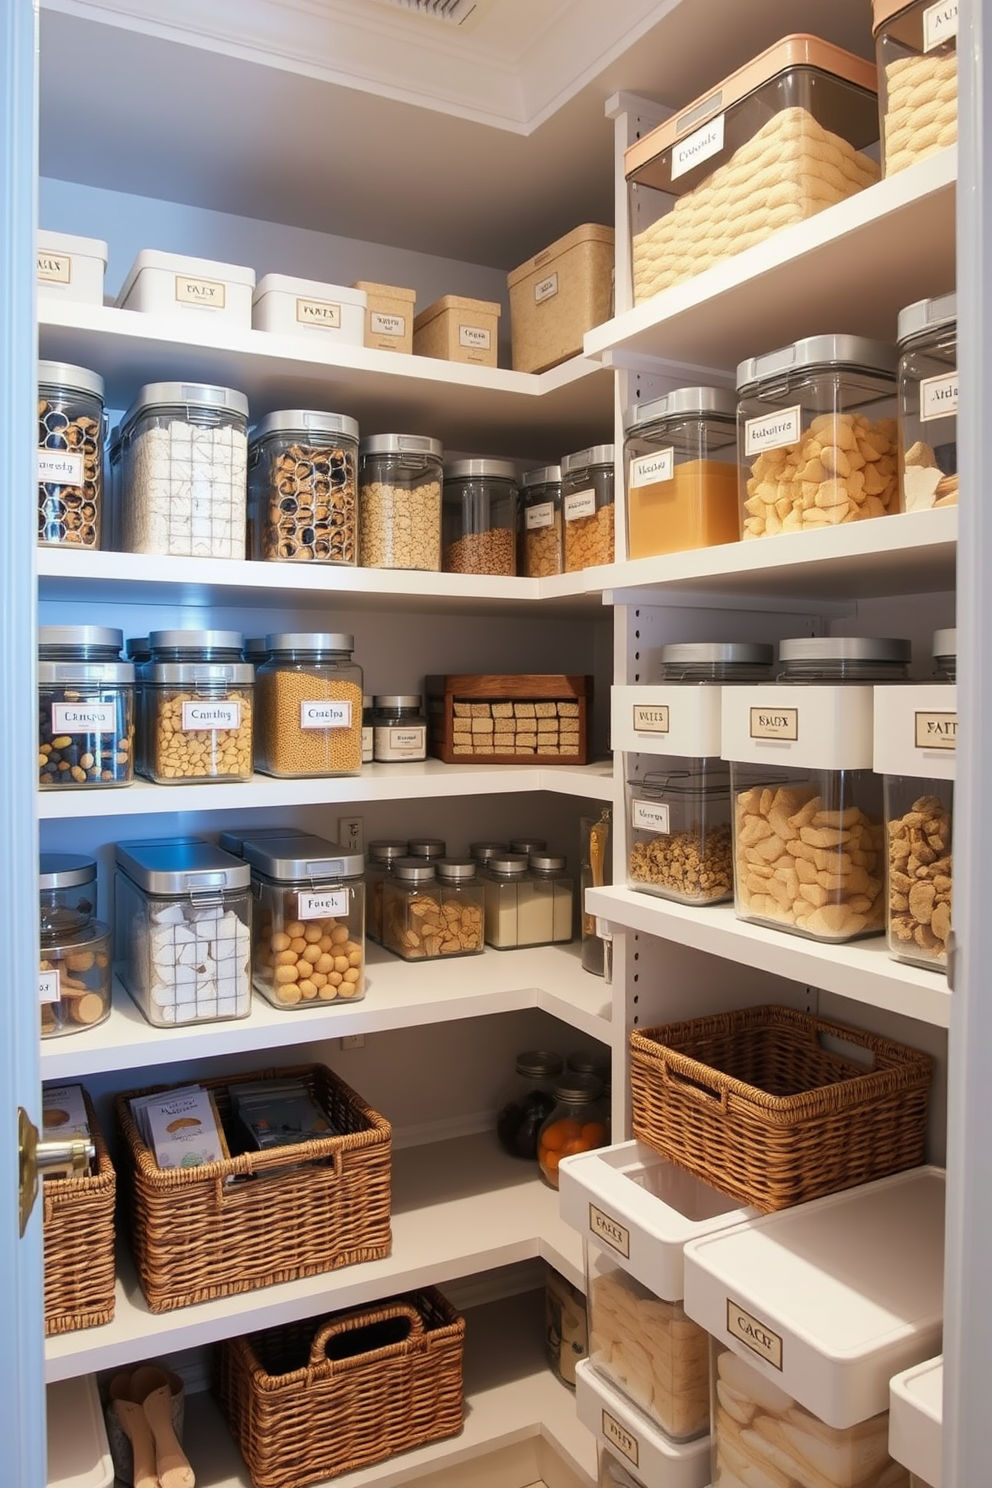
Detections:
920,370,958,421
534,271,559,304
459,324,491,349
745,405,802,457
564,489,597,521
300,699,353,729
525,501,555,530
750,706,799,742
175,274,226,308
37,251,71,284
51,702,116,734
632,798,671,834
39,970,60,1005
181,700,242,731
38,449,84,487
727,1299,784,1370
297,296,342,329
299,889,349,920
671,111,725,180
601,1410,639,1467
589,1203,630,1258
371,311,405,337
632,703,670,734
924,0,958,50
915,710,957,750
630,448,674,487
374,725,426,760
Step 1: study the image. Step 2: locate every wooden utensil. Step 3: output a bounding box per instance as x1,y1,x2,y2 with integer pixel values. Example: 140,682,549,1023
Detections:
131,1365,195,1488
107,1373,158,1488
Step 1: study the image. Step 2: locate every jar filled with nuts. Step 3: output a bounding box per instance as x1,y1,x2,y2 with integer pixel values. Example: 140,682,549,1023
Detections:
382,856,484,960
255,632,363,777
244,834,365,1008
358,433,442,570
39,853,111,1038
365,840,409,943
623,386,739,559
434,858,485,954
140,629,254,784
897,292,957,513
38,361,105,550
38,626,135,789
562,445,615,572
442,458,518,575
519,465,563,577
628,764,734,905
248,409,359,564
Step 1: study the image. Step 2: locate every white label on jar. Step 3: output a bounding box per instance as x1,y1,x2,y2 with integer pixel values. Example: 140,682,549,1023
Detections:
629,448,674,487
727,1299,784,1370
745,405,802,456
174,274,226,308
181,700,242,731
37,251,71,284
374,724,426,761
632,703,670,734
915,710,957,749
534,271,559,303
671,110,725,179
297,296,341,329
301,699,353,729
362,725,374,761
564,488,597,521
51,702,116,734
299,889,349,920
601,1410,639,1467
590,1203,630,1257
39,969,60,1005
371,311,406,337
525,501,555,530
924,0,958,50
750,706,799,742
632,798,670,834
459,324,491,349
920,370,959,420
38,449,84,486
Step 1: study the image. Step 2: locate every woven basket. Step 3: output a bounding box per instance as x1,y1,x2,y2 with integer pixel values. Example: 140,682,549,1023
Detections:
43,1088,116,1335
215,1287,465,1488
630,1004,932,1212
115,1063,391,1313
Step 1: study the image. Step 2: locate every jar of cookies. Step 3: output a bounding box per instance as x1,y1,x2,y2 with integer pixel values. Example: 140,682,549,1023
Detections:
873,0,958,178
434,858,485,955
140,630,254,784
358,433,442,570
623,387,739,558
562,445,615,571
519,465,563,577
897,291,957,512
248,409,359,565
628,765,734,906
381,858,439,960
39,853,111,1038
442,459,518,575
38,361,105,549
255,632,363,777
38,626,135,789
365,839,409,943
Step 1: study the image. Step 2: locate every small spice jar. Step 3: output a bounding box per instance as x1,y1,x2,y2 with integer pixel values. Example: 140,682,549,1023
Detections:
139,629,254,784
623,386,739,558
482,853,557,949
408,837,447,861
562,445,615,571
248,409,359,564
39,853,111,1038
255,632,363,777
537,1074,606,1188
362,696,375,763
442,458,518,575
358,433,443,570
37,361,105,550
365,840,409,943
897,292,957,512
38,626,135,789
496,1049,563,1160
519,465,563,577
245,834,365,1007
373,695,428,762
529,853,574,942
628,764,734,905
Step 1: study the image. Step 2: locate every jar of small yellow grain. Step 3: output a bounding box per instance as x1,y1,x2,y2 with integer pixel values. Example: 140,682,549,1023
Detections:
140,629,254,783
255,632,363,777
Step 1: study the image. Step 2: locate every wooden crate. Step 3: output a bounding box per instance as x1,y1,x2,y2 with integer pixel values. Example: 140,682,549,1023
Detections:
426,674,590,765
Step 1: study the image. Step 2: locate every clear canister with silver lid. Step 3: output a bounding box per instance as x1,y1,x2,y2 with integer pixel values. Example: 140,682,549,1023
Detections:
562,444,615,571
482,853,557,949
629,763,734,906
248,409,359,565
358,433,442,570
469,841,508,864
529,853,574,942
624,386,739,559
897,292,957,512
38,625,134,789
660,641,775,685
519,465,563,577
39,852,111,1038
442,458,518,575
255,632,363,777
408,837,447,861
737,336,899,539
373,694,427,762
365,840,409,943
140,629,254,784
38,361,105,550
537,1074,607,1189
384,857,485,961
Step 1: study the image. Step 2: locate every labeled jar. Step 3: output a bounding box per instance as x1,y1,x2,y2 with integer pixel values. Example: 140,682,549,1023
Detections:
482,853,554,949
442,458,518,575
529,853,574,942
358,433,442,570
255,632,363,777
519,465,563,577
248,409,359,564
38,361,104,550
629,764,734,905
113,381,249,559
562,444,615,571
362,696,374,763
624,386,739,558
897,291,957,512
365,840,408,943
373,695,427,762
874,0,958,178
245,834,365,1007
38,626,134,789
39,853,111,1038
140,630,254,783
537,1074,606,1188
496,1049,563,1160
737,336,899,538
581,808,611,976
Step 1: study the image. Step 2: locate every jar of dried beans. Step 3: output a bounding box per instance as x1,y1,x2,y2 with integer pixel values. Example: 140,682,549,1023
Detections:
519,465,563,577
140,629,254,783
562,445,615,571
358,433,442,570
248,409,359,564
38,626,135,789
38,361,105,549
255,632,363,777
442,458,518,575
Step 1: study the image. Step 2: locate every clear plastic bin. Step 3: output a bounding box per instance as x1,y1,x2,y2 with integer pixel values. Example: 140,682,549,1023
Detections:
358,433,442,570
874,0,957,176
519,464,563,577
624,387,739,558
140,629,253,784
562,444,615,571
38,361,104,550
248,409,359,565
255,632,363,778
629,763,733,905
897,292,957,512
442,458,518,575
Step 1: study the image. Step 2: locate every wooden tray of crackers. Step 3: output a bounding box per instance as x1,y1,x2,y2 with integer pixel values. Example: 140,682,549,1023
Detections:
426,674,590,765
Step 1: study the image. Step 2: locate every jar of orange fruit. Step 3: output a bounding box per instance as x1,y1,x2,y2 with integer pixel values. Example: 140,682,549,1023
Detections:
537,1074,607,1188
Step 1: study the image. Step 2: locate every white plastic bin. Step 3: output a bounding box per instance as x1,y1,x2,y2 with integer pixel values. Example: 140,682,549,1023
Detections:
252,273,366,342
37,230,107,306
576,1358,711,1488
116,248,255,327
890,1356,943,1488
46,1375,113,1488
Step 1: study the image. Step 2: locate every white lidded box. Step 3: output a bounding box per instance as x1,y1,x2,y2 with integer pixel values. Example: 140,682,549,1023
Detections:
252,273,367,343
37,229,108,306
116,249,255,327
890,1355,942,1488
576,1359,712,1488
612,683,723,758
46,1375,114,1488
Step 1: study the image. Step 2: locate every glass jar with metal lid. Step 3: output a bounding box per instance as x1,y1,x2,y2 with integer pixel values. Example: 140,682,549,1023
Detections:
628,763,734,905
140,629,254,784
408,837,447,861
482,852,555,949
469,841,507,864
562,444,615,571
40,852,98,936
114,838,252,1027
519,464,563,577
777,635,912,683
372,694,427,762
244,833,365,1008
442,458,518,575
38,625,134,789
496,1049,563,1160
537,1074,607,1189
255,632,363,777
897,292,957,513
624,386,739,559
737,336,899,540
39,853,110,1039
365,840,409,943
434,858,484,955
248,409,359,565
659,641,774,684
873,0,958,179
528,853,574,942
112,381,249,559
358,433,443,570
381,858,438,960
510,837,546,856
38,361,105,550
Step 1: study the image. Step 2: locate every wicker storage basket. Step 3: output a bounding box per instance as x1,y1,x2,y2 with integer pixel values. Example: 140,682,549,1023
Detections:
43,1087,116,1335
630,1005,931,1212
215,1287,465,1488
115,1063,391,1313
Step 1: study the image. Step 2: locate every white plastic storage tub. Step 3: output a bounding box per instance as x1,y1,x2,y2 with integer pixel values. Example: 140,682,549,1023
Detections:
252,273,367,342
576,1359,711,1488
116,249,255,328
890,1355,942,1488
46,1374,113,1488
37,230,107,306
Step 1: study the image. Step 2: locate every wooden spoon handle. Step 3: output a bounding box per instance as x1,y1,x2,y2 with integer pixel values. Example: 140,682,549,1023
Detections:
143,1387,195,1488
114,1400,159,1488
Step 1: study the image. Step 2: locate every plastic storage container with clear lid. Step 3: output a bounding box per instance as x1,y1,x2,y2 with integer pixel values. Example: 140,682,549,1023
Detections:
874,0,958,178
38,625,135,789
364,840,409,943
737,335,899,538
255,632,363,777
358,433,442,570
372,695,427,762
140,629,254,784
898,291,957,512
537,1074,606,1188
629,764,734,905
529,853,574,942
248,409,359,565
38,361,105,550
245,833,365,1007
496,1049,563,1160
660,641,775,684
519,464,563,577
442,458,518,575
39,852,111,1038
624,387,740,558
562,445,615,571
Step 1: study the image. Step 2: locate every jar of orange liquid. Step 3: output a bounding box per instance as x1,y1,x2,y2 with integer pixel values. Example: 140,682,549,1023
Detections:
536,1074,606,1188
623,386,740,558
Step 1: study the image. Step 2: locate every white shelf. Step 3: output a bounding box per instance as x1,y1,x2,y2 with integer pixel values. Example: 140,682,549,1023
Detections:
44,1132,584,1382
587,887,951,1029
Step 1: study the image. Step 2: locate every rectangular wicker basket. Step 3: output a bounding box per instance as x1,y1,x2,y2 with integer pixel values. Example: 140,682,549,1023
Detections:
630,1004,932,1212
115,1063,391,1313
215,1287,465,1488
43,1087,116,1335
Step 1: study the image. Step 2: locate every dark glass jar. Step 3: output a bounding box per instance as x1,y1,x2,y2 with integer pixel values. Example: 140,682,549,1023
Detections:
496,1050,563,1160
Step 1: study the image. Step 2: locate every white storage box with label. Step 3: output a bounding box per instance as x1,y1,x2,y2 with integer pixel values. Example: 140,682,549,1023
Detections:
613,683,722,758
576,1359,711,1488
252,273,367,343
116,249,255,327
37,230,107,306
46,1375,113,1488
684,1166,945,1488
890,1355,942,1488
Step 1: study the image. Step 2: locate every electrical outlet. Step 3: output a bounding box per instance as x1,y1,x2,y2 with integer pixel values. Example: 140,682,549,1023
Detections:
340,1034,365,1050
338,815,363,852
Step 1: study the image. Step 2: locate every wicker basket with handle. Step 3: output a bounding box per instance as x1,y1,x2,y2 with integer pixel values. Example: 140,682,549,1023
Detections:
43,1086,116,1335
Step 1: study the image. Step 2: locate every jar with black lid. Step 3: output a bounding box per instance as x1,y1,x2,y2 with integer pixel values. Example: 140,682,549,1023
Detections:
519,464,563,577
373,694,427,762
140,629,254,783
38,625,134,789
442,458,518,575
497,1050,564,1161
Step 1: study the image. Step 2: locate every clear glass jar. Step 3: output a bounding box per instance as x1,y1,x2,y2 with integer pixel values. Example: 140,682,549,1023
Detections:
581,807,611,975
529,853,574,942
537,1074,606,1188
509,837,546,856
566,1050,611,1085
358,433,442,570
469,841,507,865
248,409,359,565
629,764,734,905
113,381,249,559
39,852,98,936
562,444,615,571
365,840,409,943
255,632,363,777
442,458,518,575
372,694,427,762
777,635,911,683
482,853,554,949
114,838,252,1027
408,837,447,861
245,834,365,1007
38,626,135,789
737,336,899,538
545,1266,589,1388
874,0,957,177
38,361,105,550
897,292,957,512
496,1049,563,1160
40,921,112,1039
660,641,774,684
362,695,374,763
624,386,739,558
140,629,254,784
388,857,485,959
519,464,563,577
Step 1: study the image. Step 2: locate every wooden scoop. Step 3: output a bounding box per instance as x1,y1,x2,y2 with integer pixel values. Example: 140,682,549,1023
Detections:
107,1373,158,1488
131,1365,195,1488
